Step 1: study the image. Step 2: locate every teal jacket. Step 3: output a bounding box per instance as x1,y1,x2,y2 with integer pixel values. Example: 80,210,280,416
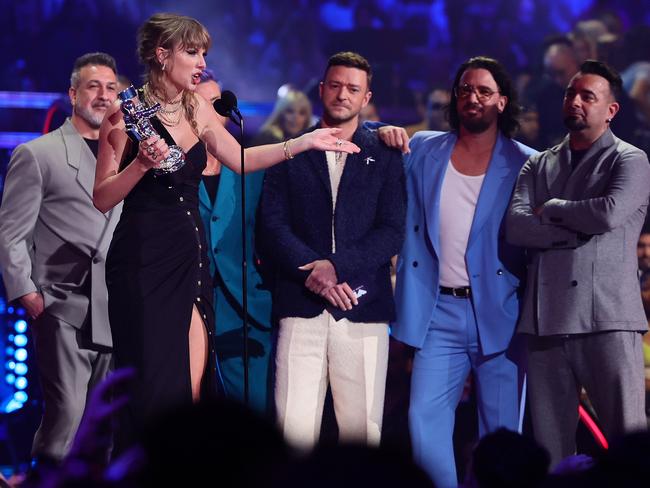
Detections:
198,166,273,412
199,167,272,329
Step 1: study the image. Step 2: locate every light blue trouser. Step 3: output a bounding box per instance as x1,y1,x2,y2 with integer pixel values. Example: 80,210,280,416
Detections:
409,294,522,488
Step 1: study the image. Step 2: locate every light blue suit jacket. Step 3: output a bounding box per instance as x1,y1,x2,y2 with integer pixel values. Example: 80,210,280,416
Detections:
392,131,536,355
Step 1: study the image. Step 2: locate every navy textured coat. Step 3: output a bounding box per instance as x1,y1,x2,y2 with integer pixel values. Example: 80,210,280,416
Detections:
259,124,406,323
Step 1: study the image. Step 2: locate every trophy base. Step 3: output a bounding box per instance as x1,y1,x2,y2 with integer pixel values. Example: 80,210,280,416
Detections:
153,145,186,175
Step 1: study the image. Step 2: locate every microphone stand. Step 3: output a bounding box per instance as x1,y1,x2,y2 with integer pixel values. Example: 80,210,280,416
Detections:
215,95,249,405
237,113,250,406
228,109,249,406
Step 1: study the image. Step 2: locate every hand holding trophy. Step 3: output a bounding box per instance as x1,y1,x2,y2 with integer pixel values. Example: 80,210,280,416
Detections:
118,85,186,175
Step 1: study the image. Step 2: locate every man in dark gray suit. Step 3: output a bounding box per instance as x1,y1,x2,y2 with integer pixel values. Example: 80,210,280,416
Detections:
0,52,120,463
507,60,650,466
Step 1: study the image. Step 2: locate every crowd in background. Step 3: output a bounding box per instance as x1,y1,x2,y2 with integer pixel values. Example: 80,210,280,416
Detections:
2,1,650,487
4,1,650,152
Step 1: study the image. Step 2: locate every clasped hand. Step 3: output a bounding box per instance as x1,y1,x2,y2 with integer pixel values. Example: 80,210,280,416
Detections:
136,135,170,170
299,260,358,311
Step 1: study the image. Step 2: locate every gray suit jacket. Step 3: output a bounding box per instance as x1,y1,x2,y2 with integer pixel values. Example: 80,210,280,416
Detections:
0,119,121,347
506,129,650,335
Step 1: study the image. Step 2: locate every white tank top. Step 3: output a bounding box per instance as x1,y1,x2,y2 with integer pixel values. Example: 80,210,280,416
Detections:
438,160,485,287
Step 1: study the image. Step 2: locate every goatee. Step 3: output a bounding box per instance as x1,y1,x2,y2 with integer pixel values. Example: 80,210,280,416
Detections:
74,104,104,129
563,116,587,131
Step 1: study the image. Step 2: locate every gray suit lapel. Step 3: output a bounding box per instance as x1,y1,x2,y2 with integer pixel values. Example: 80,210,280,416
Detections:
563,130,615,198
544,136,572,198
61,119,103,212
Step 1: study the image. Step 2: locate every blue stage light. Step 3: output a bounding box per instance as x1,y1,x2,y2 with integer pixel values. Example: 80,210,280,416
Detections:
4,399,23,413
8,335,14,342
0,132,43,149
0,91,62,109
14,363,27,376
5,361,15,370
13,334,27,347
16,308,26,316
14,391,28,403
7,307,14,314
5,374,15,385
5,347,14,355
14,348,27,362
15,377,27,390
14,320,28,333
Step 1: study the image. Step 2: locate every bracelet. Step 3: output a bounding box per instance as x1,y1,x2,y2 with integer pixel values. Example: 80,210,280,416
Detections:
283,139,294,160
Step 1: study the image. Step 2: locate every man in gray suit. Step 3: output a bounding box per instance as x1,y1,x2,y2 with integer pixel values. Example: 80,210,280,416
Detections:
0,52,120,463
507,60,650,466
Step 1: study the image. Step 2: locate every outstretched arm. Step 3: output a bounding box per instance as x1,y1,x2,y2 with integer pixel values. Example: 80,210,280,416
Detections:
195,94,360,174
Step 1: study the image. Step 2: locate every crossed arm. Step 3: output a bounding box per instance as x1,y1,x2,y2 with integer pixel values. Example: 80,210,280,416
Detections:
507,150,650,248
507,157,582,249
537,150,650,235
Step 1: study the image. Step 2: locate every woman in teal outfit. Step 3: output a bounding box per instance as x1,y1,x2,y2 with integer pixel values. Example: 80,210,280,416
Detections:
196,73,274,413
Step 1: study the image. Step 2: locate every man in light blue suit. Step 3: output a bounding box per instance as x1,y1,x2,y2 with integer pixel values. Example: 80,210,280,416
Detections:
196,75,273,414
392,57,536,487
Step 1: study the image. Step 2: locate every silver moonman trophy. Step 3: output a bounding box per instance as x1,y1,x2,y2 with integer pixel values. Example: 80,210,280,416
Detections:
118,85,186,175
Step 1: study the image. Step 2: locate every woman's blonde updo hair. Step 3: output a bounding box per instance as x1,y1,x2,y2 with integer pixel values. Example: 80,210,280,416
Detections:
260,90,313,141
137,13,211,134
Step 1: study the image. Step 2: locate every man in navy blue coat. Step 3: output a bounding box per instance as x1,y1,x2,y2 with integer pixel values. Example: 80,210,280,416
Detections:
259,52,406,449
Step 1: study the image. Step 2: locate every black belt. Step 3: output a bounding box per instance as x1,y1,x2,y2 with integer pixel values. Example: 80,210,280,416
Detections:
439,286,471,298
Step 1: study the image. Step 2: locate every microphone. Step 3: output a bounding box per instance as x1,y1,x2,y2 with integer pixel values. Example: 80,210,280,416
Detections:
213,90,242,124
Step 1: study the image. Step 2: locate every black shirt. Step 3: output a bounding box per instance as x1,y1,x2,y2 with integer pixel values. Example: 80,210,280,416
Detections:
202,173,221,205
570,148,588,171
83,138,99,158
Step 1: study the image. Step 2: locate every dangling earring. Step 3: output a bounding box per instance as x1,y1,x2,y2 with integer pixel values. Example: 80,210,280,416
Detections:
162,63,166,72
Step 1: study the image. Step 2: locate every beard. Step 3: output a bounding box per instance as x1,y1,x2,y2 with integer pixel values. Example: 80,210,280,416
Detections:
460,116,492,134
458,102,497,134
563,115,588,131
74,103,105,129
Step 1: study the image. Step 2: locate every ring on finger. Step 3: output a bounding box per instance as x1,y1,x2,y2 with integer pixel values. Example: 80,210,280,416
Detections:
146,146,155,155
335,138,344,147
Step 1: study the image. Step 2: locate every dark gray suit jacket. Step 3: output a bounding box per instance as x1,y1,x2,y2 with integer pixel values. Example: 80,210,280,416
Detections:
0,119,121,347
506,129,650,336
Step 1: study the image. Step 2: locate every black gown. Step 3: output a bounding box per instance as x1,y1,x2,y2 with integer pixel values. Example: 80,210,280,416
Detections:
106,117,218,450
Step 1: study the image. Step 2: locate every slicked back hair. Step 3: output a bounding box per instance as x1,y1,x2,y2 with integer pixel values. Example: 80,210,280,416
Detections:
578,59,623,102
70,52,117,88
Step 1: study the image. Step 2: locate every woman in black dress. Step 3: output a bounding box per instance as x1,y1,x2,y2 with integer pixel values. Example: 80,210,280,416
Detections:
93,13,358,450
